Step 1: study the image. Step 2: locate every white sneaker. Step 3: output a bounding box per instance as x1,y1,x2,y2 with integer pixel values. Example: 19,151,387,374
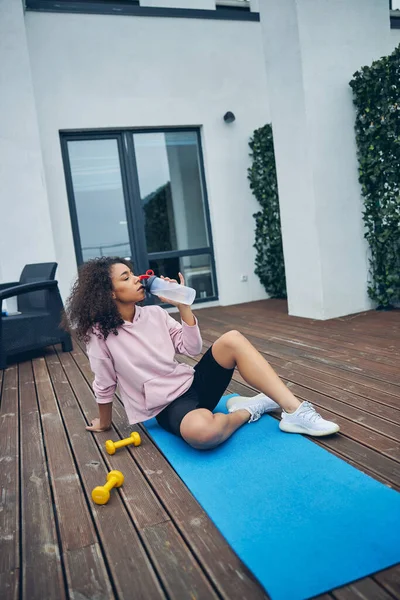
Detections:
279,401,340,436
226,393,280,423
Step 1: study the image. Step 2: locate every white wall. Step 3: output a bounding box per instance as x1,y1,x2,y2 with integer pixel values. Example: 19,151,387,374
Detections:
391,27,400,48
0,0,55,284
25,11,270,305
298,0,392,319
260,0,392,319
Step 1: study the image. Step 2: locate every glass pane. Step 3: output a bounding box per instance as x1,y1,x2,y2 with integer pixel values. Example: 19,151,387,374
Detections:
68,139,131,262
133,131,209,253
149,254,215,300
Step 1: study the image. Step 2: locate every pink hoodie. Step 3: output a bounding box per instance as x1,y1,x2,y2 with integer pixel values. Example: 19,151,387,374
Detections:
86,305,203,424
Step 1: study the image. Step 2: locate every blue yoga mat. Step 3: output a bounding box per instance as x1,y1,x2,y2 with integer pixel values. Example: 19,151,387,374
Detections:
145,395,400,600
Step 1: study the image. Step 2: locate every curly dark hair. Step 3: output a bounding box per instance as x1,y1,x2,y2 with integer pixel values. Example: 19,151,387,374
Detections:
63,257,134,342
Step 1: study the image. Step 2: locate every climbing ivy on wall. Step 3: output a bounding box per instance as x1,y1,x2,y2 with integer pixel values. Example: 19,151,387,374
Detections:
248,124,287,298
350,45,400,308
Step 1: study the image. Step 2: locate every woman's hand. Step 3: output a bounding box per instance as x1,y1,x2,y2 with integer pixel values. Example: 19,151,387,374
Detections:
86,418,112,432
158,272,187,307
159,272,196,326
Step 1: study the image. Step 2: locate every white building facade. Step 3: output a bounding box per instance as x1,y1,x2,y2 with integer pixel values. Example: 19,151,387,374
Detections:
1,0,399,318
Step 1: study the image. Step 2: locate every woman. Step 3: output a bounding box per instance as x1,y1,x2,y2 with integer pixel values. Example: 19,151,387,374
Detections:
65,257,339,450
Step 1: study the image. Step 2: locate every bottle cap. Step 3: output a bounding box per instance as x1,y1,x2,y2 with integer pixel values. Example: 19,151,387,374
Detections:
138,269,156,292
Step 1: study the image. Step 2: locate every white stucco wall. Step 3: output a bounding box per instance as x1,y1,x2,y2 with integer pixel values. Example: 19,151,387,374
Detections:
25,11,270,305
297,0,393,319
0,0,55,284
260,0,393,319
391,27,400,48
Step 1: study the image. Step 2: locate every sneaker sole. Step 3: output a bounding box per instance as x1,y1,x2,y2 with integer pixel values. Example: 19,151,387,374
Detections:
226,398,279,413
279,421,340,436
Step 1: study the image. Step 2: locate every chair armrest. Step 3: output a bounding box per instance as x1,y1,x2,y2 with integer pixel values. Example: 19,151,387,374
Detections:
0,280,58,301
0,282,19,291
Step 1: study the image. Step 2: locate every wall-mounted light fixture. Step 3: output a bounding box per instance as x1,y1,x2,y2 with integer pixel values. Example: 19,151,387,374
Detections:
223,111,236,124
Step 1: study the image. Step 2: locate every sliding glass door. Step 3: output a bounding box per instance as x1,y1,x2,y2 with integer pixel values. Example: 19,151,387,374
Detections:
61,128,217,303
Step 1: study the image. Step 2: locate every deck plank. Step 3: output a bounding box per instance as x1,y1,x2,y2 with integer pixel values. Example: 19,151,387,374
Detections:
32,358,96,549
374,566,400,598
0,366,19,600
19,360,66,600
32,357,117,599
331,577,397,599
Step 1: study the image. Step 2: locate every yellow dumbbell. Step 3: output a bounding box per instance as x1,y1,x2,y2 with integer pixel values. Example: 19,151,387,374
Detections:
91,470,124,505
105,431,141,455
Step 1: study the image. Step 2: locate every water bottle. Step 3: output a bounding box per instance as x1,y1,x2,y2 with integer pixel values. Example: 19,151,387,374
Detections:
139,270,196,305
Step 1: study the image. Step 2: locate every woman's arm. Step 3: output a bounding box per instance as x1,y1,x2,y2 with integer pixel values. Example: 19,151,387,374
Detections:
178,304,196,326
86,402,113,432
86,333,117,432
157,273,203,356
165,307,203,356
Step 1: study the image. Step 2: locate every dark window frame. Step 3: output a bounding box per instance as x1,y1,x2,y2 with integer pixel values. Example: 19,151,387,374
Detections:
388,1,399,27
60,126,219,305
26,0,400,27
391,13,400,28
26,0,260,21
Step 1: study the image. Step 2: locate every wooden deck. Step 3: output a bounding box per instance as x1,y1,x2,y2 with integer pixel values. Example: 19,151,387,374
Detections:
1,299,400,600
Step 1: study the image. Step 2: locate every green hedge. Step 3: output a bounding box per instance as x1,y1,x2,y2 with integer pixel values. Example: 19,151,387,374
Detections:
248,124,287,298
350,45,400,309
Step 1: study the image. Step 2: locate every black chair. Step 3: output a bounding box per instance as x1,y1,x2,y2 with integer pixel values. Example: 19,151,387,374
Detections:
0,263,72,369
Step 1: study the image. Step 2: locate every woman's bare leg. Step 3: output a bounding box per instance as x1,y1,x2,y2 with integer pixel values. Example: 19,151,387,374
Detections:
180,330,301,449
212,330,301,413
180,408,250,450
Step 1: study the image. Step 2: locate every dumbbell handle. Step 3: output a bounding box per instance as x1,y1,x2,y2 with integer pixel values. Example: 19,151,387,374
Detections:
103,475,119,492
105,432,141,455
114,437,136,449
